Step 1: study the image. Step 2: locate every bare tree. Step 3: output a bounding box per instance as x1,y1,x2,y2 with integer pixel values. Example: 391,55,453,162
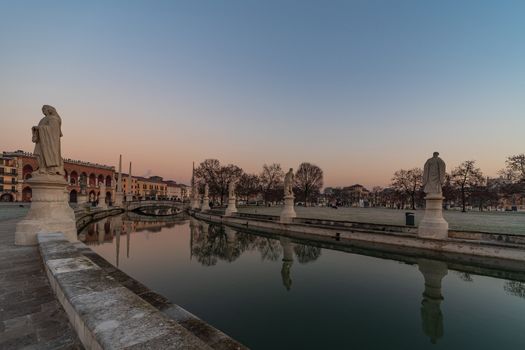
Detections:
504,154,525,182
237,173,260,202
451,160,484,212
195,159,242,205
294,162,323,206
390,168,423,210
259,163,284,204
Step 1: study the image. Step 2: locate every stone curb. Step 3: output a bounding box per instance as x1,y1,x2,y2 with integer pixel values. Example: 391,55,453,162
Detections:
37,232,213,350
193,211,525,270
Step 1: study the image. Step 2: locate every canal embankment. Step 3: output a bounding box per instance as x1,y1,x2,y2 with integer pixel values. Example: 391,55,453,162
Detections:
192,210,525,273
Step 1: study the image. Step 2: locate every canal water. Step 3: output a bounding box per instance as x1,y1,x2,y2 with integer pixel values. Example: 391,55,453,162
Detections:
79,214,525,349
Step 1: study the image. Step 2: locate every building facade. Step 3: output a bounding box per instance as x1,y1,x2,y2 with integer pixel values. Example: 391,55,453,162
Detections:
2,150,115,203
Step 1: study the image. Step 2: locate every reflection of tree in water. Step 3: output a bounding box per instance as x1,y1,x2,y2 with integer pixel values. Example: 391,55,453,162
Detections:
191,224,242,266
255,238,282,261
504,281,525,299
454,271,474,282
293,244,321,264
190,223,322,266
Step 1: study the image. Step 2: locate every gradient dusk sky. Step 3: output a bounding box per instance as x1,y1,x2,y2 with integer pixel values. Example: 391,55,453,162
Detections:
1,0,524,188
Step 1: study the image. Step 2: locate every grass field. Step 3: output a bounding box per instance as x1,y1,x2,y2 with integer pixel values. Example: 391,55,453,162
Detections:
238,205,525,235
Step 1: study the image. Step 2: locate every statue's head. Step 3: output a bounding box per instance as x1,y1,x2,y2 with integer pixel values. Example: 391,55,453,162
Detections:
289,168,293,172
433,152,439,157
42,105,58,116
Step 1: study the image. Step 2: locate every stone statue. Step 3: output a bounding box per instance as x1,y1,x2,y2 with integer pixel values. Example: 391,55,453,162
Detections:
423,152,446,195
228,180,236,198
204,183,209,197
284,168,294,197
32,105,64,175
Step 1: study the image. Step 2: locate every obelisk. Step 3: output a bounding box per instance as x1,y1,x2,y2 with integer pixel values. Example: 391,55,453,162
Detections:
114,154,124,206
125,161,133,202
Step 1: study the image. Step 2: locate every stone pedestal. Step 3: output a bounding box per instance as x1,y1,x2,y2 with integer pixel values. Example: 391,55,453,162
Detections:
280,195,297,223
418,194,448,239
224,197,237,216
114,191,124,207
15,174,77,245
201,196,210,211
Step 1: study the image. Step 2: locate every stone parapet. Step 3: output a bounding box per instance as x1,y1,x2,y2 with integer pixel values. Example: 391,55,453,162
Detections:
38,233,213,349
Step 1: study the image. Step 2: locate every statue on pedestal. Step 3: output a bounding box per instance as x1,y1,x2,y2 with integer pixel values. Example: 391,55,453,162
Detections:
419,152,449,239
16,105,77,245
225,180,238,216
32,105,64,175
280,168,297,223
284,168,294,197
228,180,236,199
423,152,446,196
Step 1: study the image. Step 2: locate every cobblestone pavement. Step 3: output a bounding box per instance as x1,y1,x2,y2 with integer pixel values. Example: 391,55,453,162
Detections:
0,217,82,349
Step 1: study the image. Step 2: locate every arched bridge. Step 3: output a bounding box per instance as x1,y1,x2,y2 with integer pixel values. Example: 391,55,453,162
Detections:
125,200,186,216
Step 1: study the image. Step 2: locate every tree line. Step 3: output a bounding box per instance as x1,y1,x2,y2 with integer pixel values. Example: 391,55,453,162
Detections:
193,159,324,206
380,154,525,211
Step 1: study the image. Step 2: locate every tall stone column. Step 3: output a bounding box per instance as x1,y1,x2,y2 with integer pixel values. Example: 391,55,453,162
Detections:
418,259,448,344
190,162,200,210
125,162,133,202
114,154,124,206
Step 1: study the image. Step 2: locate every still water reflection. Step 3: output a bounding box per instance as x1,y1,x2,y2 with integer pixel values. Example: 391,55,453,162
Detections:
80,214,525,349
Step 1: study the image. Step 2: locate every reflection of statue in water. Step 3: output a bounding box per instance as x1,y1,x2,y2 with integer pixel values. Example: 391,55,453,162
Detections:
423,152,446,196
418,259,448,344
284,168,294,197
32,105,64,175
280,237,294,291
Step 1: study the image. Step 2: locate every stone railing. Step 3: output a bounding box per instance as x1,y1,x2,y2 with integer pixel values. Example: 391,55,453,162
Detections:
38,233,214,349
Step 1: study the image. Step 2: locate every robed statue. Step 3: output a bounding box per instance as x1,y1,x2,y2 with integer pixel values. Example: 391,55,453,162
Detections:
204,183,209,197
228,180,236,198
423,152,446,195
284,168,294,197
32,105,64,175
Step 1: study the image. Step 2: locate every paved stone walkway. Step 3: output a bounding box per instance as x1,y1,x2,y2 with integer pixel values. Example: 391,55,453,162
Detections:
0,218,82,349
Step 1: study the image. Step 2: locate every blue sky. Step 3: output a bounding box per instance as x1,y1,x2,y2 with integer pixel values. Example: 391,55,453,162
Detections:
1,0,524,186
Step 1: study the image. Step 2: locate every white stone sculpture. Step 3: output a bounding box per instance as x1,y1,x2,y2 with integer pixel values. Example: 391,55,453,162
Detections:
284,168,294,197
225,180,238,216
98,181,107,209
280,168,297,223
423,152,446,195
32,105,64,175
15,105,77,245
201,183,210,211
418,152,449,239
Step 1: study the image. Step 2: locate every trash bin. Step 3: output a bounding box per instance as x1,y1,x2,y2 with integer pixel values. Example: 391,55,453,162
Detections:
405,212,415,226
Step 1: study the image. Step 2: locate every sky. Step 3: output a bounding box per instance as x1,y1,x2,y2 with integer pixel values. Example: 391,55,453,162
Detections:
1,0,524,188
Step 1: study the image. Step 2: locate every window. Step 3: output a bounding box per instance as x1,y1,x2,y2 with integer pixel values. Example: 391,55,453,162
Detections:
11,186,15,192
11,178,16,184
0,185,3,191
